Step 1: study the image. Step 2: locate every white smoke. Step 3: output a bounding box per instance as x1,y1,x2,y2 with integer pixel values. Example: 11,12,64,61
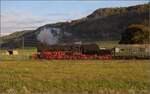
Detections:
37,27,72,45
37,27,61,45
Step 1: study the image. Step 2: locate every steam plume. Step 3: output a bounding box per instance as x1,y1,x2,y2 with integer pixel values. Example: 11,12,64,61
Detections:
37,27,61,45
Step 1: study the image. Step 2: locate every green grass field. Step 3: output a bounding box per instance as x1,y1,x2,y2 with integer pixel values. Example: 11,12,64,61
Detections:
0,60,149,94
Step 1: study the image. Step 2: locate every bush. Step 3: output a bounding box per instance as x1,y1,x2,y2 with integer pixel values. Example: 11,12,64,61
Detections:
119,24,149,44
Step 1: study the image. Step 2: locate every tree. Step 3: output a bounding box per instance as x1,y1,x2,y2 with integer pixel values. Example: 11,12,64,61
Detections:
119,24,149,44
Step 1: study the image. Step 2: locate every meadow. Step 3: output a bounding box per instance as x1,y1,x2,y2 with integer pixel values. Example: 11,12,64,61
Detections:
0,60,149,94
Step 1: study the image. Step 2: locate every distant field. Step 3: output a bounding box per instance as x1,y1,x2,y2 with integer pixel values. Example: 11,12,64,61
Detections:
0,60,149,94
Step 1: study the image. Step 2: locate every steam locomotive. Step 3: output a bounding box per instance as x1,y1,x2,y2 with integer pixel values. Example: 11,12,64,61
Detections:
34,43,149,60
36,43,113,60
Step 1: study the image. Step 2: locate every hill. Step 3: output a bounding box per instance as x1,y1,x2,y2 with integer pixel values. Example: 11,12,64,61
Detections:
0,3,149,48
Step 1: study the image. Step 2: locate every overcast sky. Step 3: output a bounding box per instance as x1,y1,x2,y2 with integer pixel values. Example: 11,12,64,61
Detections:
1,0,149,35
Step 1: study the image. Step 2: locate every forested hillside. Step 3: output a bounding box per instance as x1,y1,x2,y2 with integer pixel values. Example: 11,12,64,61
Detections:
0,3,149,48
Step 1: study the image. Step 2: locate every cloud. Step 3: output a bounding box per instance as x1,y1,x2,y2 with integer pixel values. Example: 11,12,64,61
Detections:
1,11,51,35
0,10,90,36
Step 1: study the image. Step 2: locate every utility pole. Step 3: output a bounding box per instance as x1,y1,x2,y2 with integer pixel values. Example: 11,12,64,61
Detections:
22,36,24,60
0,28,1,62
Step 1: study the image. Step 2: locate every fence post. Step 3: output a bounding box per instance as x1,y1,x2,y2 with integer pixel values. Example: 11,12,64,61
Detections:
0,29,1,62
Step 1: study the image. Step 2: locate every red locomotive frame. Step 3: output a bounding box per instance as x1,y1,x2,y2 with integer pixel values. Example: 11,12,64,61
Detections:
33,43,112,60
